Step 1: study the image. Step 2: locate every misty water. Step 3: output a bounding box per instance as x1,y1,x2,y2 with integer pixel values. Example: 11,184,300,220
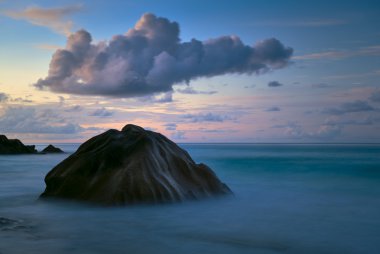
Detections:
1,144,380,254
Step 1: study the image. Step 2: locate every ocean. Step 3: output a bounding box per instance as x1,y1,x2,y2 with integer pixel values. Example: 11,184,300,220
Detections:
0,144,379,254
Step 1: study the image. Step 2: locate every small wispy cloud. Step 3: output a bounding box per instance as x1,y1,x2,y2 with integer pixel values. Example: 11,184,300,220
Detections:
295,45,380,60
0,92,9,102
12,97,33,103
89,107,114,117
64,105,82,112
311,83,331,88
4,4,83,35
266,106,281,112
324,116,373,126
164,123,177,131
0,93,34,104
252,19,347,27
283,122,343,140
176,86,217,95
369,90,380,103
323,100,375,115
324,70,380,80
35,43,61,51
171,130,186,140
182,113,235,123
268,81,284,87
139,92,173,103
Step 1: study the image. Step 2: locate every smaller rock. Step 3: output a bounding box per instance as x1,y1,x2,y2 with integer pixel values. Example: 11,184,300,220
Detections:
42,144,64,153
0,135,37,154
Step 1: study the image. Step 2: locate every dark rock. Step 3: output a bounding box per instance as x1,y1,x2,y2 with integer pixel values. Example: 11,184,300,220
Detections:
40,124,232,205
0,135,37,154
42,144,64,153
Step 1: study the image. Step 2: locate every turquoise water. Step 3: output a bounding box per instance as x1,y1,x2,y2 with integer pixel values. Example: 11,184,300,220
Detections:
1,144,380,254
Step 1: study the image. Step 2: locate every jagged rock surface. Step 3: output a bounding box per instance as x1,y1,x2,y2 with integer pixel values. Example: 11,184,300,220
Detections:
42,144,64,153
0,135,37,154
40,124,231,205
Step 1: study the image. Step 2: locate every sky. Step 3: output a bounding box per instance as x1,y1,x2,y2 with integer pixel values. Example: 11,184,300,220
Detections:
1,0,380,143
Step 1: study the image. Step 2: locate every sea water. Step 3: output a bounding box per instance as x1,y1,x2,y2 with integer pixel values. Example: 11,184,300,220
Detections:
0,144,379,254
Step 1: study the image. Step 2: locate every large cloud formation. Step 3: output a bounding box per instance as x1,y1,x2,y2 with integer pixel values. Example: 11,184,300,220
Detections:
35,13,293,98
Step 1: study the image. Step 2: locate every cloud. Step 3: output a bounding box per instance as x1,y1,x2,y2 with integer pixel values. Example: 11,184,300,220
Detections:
139,91,173,103
312,124,342,138
35,43,61,51
325,70,380,80
153,92,173,103
4,4,83,35
12,97,33,103
295,45,380,60
64,105,82,112
182,112,235,123
284,122,342,139
34,13,293,98
89,107,113,117
369,90,380,103
197,128,237,134
0,92,9,102
0,93,33,103
244,84,256,89
266,106,280,112
171,130,186,140
253,19,347,27
0,107,83,134
268,81,283,87
176,86,217,95
164,123,177,131
323,100,375,115
311,83,331,88
324,116,373,126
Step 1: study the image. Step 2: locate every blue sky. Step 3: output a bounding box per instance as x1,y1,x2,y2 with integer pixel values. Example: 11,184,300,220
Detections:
1,0,380,143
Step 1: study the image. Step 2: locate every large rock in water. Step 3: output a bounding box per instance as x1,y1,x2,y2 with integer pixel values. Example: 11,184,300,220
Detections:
40,124,231,205
0,135,37,154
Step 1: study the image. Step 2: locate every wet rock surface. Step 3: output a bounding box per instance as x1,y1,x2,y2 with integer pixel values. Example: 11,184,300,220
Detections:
40,124,232,205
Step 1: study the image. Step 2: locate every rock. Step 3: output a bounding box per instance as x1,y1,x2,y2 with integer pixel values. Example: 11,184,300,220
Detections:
40,124,232,205
0,135,37,154
42,144,64,153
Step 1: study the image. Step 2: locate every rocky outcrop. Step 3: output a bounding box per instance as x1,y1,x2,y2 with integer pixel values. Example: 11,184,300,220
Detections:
40,124,232,205
0,135,37,154
41,144,64,153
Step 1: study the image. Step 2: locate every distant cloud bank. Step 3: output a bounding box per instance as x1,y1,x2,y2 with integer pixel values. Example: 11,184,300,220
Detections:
34,13,293,98
0,107,83,134
323,100,375,115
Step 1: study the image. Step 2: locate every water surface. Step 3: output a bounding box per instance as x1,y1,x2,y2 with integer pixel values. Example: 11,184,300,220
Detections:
1,144,379,254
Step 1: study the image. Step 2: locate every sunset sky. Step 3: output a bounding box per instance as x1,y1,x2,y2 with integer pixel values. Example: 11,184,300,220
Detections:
1,0,380,143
